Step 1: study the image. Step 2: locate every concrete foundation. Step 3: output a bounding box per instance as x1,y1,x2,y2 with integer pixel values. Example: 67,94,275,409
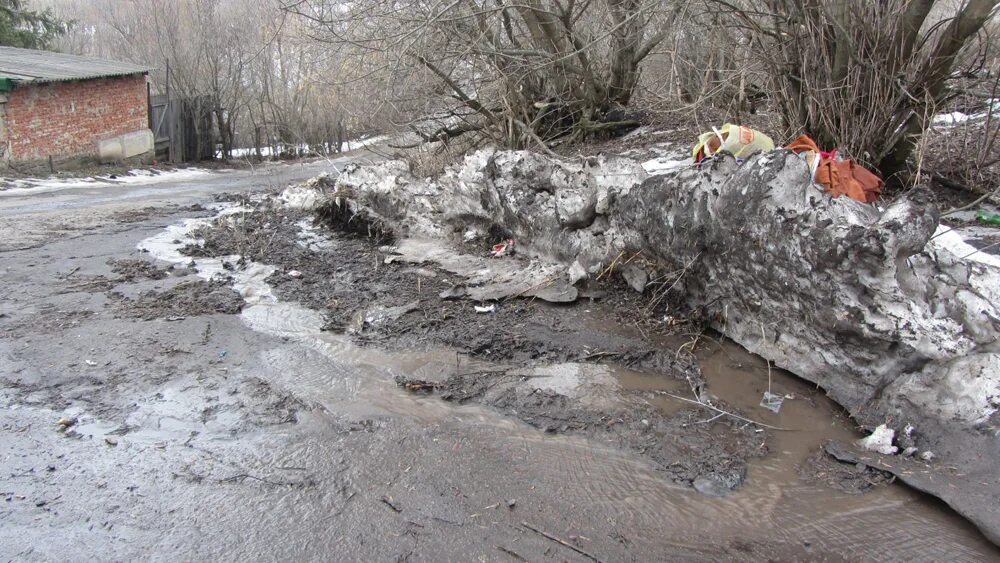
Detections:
98,129,154,162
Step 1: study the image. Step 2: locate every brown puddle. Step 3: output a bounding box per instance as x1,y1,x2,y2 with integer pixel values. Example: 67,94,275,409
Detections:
611,336,997,560
146,214,998,560
240,290,997,559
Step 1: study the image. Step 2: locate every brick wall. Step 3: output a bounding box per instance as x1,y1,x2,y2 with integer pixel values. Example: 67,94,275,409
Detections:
5,74,148,161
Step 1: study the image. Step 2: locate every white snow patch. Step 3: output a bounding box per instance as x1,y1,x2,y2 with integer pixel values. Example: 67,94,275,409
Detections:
929,225,1000,269
621,126,652,140
933,99,1000,127
642,157,690,176
279,185,323,210
934,111,973,126
295,219,334,251
137,203,276,306
897,354,1000,425
224,135,390,159
0,167,220,196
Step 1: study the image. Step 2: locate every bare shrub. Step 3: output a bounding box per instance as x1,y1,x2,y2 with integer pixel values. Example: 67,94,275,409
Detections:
285,0,678,150
701,0,1000,179
400,134,489,179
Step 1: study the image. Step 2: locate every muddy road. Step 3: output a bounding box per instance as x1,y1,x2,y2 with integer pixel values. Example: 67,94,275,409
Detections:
0,164,997,561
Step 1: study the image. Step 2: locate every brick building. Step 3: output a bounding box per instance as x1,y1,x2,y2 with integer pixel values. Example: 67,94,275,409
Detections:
0,46,152,164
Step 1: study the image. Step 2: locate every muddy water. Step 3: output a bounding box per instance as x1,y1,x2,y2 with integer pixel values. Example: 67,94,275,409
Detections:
140,208,999,560
614,340,995,559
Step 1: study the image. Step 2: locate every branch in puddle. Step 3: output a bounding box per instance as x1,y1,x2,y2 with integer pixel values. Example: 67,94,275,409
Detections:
652,390,792,431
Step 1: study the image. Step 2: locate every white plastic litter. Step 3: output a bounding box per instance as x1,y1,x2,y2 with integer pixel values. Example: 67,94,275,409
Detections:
858,424,898,455
759,391,784,413
474,304,496,314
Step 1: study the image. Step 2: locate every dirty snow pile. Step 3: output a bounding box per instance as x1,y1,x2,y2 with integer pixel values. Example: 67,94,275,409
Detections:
278,173,334,210
313,146,1000,541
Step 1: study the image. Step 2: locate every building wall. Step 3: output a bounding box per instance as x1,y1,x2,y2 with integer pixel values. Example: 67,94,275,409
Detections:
4,74,148,161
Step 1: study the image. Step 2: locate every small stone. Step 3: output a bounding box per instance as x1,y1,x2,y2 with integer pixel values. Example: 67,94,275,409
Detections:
104,436,119,447
56,417,77,429
621,264,648,293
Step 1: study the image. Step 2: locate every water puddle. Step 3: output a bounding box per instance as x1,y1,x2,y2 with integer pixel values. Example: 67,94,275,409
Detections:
138,205,998,559
613,337,995,559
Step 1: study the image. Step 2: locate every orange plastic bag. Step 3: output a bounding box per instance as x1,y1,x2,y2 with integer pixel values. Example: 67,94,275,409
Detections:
786,135,882,203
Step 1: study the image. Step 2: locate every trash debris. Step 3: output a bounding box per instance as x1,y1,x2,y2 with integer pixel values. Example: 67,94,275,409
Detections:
351,301,420,333
693,123,775,162
786,135,883,203
164,316,186,322
287,269,303,278
85,359,97,367
759,391,784,414
396,377,438,393
490,239,515,258
976,209,1000,226
857,424,898,455
474,304,497,314
692,472,743,497
56,417,77,429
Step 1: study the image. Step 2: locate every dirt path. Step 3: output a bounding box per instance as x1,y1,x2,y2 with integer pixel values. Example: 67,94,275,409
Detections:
0,173,996,560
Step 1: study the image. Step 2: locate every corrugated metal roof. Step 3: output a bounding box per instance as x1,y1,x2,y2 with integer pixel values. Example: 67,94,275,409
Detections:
0,46,150,84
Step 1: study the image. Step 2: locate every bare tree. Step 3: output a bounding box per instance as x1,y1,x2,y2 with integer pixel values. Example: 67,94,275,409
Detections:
46,0,373,159
286,0,676,149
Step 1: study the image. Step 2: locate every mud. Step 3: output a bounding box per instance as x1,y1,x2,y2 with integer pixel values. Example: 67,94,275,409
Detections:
3,174,999,560
109,279,244,320
797,444,896,495
184,204,688,373
107,258,170,281
398,365,762,495
174,198,980,508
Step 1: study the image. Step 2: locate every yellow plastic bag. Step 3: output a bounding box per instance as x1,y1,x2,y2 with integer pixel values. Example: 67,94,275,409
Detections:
692,123,775,162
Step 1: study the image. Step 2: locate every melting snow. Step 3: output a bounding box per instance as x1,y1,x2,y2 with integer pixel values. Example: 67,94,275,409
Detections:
1,167,220,196
642,157,690,175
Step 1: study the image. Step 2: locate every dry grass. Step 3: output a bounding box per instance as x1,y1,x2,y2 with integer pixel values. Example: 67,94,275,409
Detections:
396,134,489,178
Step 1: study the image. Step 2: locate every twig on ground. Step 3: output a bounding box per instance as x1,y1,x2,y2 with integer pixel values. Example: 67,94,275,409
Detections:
960,239,1000,260
380,496,403,513
939,178,1000,216
521,521,605,563
496,545,528,561
217,473,298,486
644,252,701,316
